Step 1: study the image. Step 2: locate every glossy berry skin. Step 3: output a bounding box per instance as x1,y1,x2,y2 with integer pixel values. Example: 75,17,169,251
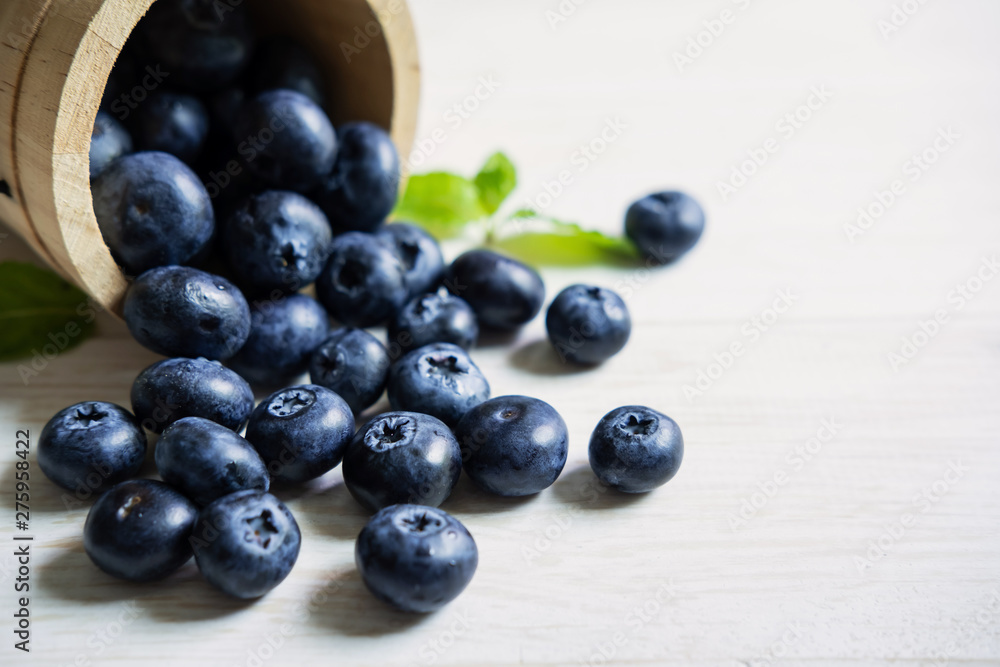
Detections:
375,223,444,300
84,480,198,582
38,402,146,493
124,266,251,360
589,406,684,493
624,191,705,264
387,343,490,427
356,504,477,613
131,357,254,433
308,328,390,414
313,122,399,233
155,417,269,506
140,0,255,91
545,285,631,365
455,395,569,497
134,91,209,164
445,250,545,330
245,385,354,484
223,191,332,295
315,232,409,327
90,111,132,180
388,288,478,356
192,491,300,599
248,37,325,105
227,294,330,387
234,89,337,192
92,151,214,275
343,412,461,512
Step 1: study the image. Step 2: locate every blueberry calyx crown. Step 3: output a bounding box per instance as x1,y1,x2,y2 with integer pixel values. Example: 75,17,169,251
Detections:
68,404,108,429
392,506,446,536
244,509,280,550
365,416,415,452
267,388,316,417
617,412,658,437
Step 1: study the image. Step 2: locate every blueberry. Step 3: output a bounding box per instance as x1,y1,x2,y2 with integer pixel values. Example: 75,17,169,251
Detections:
92,152,214,275
313,122,399,233
84,479,198,582
90,111,132,180
455,395,568,496
387,343,490,427
134,91,209,164
248,37,325,105
156,417,269,506
38,402,146,493
222,191,332,295
131,357,253,433
227,294,330,387
343,412,461,511
589,406,684,493
315,232,408,327
445,250,545,330
245,384,354,484
192,490,300,598
376,223,445,298
388,288,478,356
234,89,337,192
309,328,390,414
545,285,631,365
356,504,477,613
141,0,255,91
624,191,705,264
123,265,251,360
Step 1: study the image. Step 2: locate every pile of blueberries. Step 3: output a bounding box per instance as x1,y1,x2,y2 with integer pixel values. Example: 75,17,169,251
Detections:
41,0,704,613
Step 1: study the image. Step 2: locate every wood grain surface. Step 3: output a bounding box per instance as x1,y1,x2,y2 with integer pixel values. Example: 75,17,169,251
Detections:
1,1,999,665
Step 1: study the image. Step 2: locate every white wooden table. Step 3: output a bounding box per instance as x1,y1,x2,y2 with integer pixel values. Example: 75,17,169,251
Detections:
2,0,999,664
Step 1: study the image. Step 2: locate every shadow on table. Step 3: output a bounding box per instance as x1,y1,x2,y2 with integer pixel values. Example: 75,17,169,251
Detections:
440,474,538,515
37,545,253,621
550,465,648,510
507,339,595,376
306,567,430,637
287,479,371,541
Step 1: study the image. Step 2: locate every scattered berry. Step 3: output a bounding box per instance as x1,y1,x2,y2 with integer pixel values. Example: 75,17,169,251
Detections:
445,249,545,330
545,285,631,364
589,406,684,492
387,343,490,427
309,328,390,414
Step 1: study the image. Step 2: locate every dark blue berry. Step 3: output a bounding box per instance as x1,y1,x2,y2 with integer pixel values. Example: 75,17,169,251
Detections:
387,343,490,427
455,395,568,496
90,111,132,180
624,191,705,263
92,151,214,275
248,37,325,105
245,384,354,484
131,357,254,433
227,294,329,387
343,412,461,512
234,89,336,192
445,250,545,330
38,402,146,493
123,265,251,360
84,479,198,582
141,0,255,91
356,504,477,613
589,406,684,493
545,285,631,365
156,417,269,506
313,122,399,233
308,328,390,414
315,232,408,327
192,491,300,598
388,288,478,356
376,223,445,298
134,91,209,164
222,191,332,295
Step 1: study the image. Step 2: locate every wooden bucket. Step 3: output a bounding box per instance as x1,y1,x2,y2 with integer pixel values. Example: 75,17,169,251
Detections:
0,0,420,314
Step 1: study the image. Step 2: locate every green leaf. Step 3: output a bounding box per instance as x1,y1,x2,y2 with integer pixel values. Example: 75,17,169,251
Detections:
473,152,517,215
0,262,96,362
391,172,487,239
490,217,640,267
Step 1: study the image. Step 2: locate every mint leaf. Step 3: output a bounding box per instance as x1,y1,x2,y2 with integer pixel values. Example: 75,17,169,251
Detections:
391,172,487,239
0,262,96,362
474,152,517,215
490,217,640,267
